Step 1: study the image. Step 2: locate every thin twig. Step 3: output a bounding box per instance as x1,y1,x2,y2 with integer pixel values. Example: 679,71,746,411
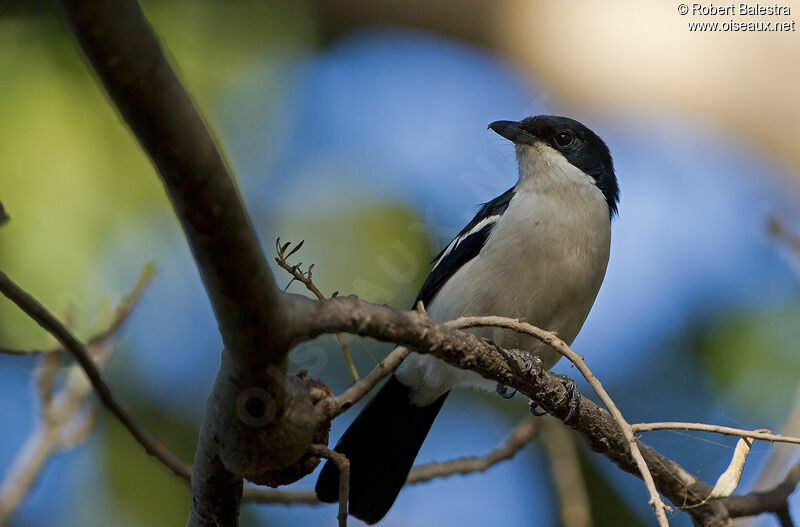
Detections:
309,445,349,527
275,238,359,382
241,487,320,505
0,270,192,481
317,345,411,419
0,267,156,524
540,416,592,527
445,315,672,526
1,263,156,357
406,415,539,483
241,416,539,505
632,422,800,445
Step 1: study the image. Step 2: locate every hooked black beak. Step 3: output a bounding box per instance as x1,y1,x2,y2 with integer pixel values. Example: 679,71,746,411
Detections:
488,120,536,145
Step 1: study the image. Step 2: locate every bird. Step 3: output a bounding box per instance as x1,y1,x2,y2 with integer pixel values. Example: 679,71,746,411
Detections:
315,115,619,524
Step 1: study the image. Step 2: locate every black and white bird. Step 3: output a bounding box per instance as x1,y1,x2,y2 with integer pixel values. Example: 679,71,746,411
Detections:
316,115,619,524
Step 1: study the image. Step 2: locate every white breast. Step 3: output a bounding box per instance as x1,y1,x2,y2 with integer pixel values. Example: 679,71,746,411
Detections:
397,143,612,405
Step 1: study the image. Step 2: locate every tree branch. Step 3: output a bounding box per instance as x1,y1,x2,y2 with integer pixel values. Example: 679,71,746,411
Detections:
240,416,539,505
405,415,539,484
721,463,800,519
447,315,671,525
287,294,799,526
56,1,320,524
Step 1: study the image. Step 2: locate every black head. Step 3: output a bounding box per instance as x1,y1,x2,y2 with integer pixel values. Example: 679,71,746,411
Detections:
489,115,619,218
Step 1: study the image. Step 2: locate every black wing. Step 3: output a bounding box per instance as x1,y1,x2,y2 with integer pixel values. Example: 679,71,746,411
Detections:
414,186,515,307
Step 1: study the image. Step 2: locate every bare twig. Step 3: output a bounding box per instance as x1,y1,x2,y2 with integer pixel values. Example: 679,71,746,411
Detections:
0,267,158,524
275,238,359,382
0,263,155,357
0,270,192,481
309,445,349,527
241,416,539,505
86,262,155,346
241,487,320,505
445,315,671,526
540,417,592,527
406,415,539,483
317,345,411,420
632,422,800,446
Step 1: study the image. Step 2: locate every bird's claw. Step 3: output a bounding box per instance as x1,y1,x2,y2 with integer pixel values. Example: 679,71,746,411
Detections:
498,350,580,422
515,350,544,378
557,373,581,424
496,383,517,399
497,350,544,401
530,373,581,423
528,400,548,416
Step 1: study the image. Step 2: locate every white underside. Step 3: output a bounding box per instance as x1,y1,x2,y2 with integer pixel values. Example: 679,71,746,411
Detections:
396,143,612,405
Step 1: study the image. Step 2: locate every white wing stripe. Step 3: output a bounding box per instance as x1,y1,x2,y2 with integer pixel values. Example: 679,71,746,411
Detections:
431,215,499,271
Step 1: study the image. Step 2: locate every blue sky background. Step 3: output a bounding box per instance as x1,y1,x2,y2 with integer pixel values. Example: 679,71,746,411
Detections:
1,13,799,527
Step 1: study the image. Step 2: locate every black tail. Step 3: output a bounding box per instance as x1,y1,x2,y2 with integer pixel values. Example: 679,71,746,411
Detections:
315,375,448,524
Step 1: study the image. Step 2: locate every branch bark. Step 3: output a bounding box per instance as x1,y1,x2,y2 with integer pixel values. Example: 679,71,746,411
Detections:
56,1,319,525
287,294,800,526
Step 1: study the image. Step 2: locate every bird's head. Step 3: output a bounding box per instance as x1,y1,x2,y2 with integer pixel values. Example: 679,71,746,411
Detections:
489,115,619,218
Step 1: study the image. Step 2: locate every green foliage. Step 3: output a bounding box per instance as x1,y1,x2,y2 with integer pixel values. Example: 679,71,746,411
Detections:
100,399,196,527
0,0,314,347
272,204,434,309
694,299,800,415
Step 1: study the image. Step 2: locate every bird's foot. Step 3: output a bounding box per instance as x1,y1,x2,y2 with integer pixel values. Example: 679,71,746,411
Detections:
496,350,543,401
528,374,581,423
553,373,581,424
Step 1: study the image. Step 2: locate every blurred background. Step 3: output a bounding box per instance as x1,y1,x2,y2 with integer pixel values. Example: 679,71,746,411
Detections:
2,1,800,526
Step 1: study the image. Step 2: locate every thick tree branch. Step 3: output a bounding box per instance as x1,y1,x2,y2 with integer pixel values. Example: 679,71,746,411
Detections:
721,464,800,519
56,1,319,524
58,0,282,357
288,294,800,526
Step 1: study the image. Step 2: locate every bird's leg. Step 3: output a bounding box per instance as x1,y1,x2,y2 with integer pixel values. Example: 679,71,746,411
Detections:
501,350,581,424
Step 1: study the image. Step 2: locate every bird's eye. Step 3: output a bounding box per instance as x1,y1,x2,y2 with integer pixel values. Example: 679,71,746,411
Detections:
554,132,573,147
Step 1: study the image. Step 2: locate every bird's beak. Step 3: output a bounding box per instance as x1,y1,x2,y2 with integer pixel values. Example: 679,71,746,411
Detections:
488,120,536,145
